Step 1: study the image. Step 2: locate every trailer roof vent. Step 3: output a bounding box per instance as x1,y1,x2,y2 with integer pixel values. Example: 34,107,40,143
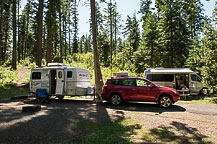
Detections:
48,63,70,67
116,72,128,77
155,67,165,70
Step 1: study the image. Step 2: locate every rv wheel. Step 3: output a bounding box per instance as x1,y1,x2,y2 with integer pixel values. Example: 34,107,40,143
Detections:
58,96,64,100
199,88,208,96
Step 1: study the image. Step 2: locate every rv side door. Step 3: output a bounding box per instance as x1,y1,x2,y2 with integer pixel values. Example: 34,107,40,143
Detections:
55,69,65,95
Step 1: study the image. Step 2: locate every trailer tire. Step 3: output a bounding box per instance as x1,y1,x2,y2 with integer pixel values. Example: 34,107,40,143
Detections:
58,96,64,100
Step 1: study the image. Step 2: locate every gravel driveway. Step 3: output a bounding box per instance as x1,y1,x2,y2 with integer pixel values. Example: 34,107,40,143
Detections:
0,98,216,144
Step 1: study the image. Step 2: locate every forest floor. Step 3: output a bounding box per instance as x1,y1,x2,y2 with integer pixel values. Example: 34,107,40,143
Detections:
0,98,216,144
0,66,30,99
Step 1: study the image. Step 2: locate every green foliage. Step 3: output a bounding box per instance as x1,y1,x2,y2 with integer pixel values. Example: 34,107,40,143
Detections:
20,58,32,66
209,97,217,104
0,66,17,90
53,55,62,63
2,59,12,67
186,6,217,88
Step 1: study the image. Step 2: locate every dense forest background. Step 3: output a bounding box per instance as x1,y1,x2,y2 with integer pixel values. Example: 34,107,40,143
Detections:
0,0,216,90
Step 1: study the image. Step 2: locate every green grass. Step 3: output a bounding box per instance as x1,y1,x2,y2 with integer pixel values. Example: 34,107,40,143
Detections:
80,118,141,144
0,84,30,100
179,98,217,104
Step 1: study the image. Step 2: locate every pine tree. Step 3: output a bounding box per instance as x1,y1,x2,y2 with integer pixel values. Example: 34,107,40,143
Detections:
72,0,79,53
36,0,44,67
140,12,160,69
12,0,17,70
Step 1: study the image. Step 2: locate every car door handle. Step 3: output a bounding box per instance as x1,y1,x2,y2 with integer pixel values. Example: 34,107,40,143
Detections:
132,89,136,91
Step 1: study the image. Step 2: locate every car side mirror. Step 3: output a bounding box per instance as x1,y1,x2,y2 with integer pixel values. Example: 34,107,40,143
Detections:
151,84,155,88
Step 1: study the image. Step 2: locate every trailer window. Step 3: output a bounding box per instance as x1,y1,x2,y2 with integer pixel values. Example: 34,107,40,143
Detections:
58,71,62,78
67,71,73,78
32,72,41,79
147,74,174,82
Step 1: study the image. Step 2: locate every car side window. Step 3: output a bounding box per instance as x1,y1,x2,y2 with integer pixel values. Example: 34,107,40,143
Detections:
111,79,136,86
136,79,152,87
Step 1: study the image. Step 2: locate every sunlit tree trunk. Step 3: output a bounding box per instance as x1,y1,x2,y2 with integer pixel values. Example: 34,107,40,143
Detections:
90,0,104,95
36,0,44,67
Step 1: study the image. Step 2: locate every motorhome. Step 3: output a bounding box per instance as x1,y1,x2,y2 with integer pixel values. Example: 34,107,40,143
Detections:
30,63,94,99
144,68,207,95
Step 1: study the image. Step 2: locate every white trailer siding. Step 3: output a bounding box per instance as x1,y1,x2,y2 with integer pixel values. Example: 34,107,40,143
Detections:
30,63,92,96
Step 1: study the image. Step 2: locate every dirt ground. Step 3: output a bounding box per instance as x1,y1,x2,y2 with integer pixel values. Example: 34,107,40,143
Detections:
0,98,217,144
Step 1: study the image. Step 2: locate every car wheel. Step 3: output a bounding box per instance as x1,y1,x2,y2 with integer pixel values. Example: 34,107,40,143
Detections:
158,95,172,108
110,94,122,106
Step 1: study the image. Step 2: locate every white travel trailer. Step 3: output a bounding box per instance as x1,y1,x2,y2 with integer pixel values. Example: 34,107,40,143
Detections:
30,63,94,99
144,68,208,95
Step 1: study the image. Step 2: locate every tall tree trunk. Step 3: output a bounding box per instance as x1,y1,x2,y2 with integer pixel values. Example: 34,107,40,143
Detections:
68,2,71,55
59,3,63,63
46,2,52,64
110,0,113,76
63,13,67,58
17,0,20,63
36,0,44,67
12,0,17,70
0,4,3,64
90,0,103,95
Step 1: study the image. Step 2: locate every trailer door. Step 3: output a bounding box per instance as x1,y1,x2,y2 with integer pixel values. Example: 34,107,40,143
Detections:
55,70,65,95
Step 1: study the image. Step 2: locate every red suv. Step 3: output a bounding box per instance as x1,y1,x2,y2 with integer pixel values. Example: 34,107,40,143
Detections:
102,77,180,108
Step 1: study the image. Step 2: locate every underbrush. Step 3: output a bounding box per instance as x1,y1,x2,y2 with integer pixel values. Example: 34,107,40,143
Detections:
0,66,17,90
64,53,141,86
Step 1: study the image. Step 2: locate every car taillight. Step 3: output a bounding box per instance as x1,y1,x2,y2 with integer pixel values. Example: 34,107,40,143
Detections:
103,84,108,91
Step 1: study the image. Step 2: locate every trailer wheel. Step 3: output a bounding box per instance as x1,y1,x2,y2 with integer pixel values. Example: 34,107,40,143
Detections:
58,96,64,100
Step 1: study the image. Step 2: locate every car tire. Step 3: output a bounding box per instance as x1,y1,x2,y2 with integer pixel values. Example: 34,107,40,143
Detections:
110,94,122,106
158,95,172,108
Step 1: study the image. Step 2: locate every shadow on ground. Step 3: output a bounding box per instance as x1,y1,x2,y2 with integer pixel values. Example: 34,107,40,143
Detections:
103,101,186,114
142,121,213,144
0,98,140,144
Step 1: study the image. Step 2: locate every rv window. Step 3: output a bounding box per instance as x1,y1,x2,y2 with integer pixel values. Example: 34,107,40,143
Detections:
191,74,202,82
67,71,73,78
58,71,62,78
197,75,202,82
191,74,197,81
147,74,174,82
32,72,41,79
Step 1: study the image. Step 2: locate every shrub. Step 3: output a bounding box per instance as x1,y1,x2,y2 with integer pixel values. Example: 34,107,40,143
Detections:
0,66,17,90
3,59,12,67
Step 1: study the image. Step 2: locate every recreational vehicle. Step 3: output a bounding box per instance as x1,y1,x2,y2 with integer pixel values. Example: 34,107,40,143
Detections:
30,63,94,99
144,68,208,95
